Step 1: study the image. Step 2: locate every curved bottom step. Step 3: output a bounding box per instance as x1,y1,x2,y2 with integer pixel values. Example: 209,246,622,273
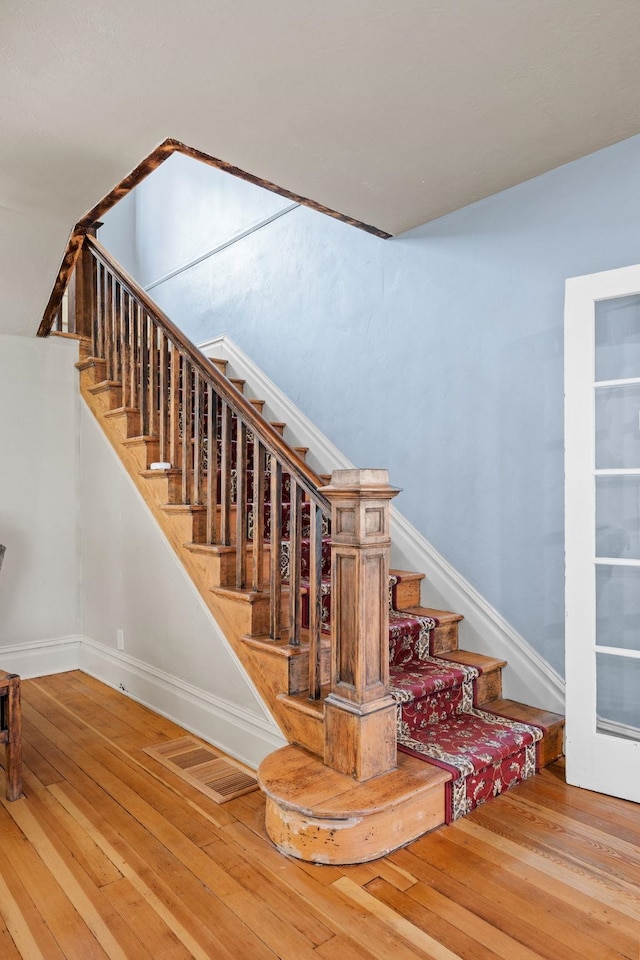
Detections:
258,744,450,865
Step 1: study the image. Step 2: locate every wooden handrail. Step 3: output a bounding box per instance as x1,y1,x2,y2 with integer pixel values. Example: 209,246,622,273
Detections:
84,235,330,513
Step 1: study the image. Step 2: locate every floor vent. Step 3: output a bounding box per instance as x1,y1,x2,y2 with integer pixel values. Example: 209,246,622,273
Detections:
143,736,259,803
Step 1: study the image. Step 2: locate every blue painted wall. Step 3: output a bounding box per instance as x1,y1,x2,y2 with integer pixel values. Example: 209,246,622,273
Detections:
101,137,640,676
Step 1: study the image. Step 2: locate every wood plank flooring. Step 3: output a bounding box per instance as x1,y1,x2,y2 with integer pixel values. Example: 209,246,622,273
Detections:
0,671,637,960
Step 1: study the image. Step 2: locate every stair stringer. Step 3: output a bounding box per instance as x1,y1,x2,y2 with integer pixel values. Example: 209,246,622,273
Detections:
78,366,327,761
200,334,565,714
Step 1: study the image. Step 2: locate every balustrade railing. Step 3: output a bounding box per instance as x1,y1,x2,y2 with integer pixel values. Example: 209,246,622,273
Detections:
55,235,328,700
48,232,400,780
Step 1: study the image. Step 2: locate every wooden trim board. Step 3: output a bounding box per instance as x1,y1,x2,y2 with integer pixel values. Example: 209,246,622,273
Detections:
38,138,391,336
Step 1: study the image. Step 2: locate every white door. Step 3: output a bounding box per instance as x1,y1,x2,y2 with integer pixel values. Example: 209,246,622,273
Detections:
565,264,640,802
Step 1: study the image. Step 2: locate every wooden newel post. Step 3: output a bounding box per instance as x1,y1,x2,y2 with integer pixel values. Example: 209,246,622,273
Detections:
73,224,100,341
321,469,400,781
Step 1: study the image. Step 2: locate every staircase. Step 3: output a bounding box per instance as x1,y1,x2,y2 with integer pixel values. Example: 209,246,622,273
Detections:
46,232,563,864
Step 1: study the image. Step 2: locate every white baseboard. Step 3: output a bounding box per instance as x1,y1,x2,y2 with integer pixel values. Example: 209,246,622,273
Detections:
0,635,83,678
200,334,565,715
80,638,285,769
0,634,285,769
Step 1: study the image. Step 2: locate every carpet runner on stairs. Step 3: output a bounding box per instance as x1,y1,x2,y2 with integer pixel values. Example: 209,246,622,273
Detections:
386,593,545,822
221,389,548,824
283,543,546,822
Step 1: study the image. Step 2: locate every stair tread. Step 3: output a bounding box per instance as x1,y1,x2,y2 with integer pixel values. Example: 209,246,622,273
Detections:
390,569,425,582
103,406,139,418
184,542,236,557
277,689,328,718
88,379,122,393
398,709,541,773
482,697,565,732
75,356,105,371
400,606,463,624
259,745,451,819
51,331,86,341
162,503,206,514
140,468,181,478
212,584,273,603
242,635,304,658
122,435,158,445
438,650,506,671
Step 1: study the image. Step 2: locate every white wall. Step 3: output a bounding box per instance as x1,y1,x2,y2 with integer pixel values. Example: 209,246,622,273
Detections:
0,329,284,764
79,402,284,766
0,334,81,661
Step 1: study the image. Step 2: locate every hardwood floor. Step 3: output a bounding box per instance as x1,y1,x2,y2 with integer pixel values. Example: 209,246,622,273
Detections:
0,672,637,960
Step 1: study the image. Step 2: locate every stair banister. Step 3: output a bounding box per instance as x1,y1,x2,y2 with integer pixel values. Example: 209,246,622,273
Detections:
50,235,403,780
82,236,329,508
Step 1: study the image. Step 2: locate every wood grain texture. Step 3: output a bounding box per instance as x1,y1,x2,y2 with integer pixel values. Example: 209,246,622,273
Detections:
0,671,22,801
0,674,631,960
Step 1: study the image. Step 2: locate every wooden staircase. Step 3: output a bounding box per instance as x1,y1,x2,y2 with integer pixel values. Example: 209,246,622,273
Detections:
46,233,563,864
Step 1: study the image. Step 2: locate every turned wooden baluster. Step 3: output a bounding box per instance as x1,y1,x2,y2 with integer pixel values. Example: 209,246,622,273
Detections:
205,385,219,545
219,402,232,545
158,329,169,462
269,457,283,640
287,483,303,646
308,502,323,700
235,420,248,588
252,439,266,592
321,469,400,781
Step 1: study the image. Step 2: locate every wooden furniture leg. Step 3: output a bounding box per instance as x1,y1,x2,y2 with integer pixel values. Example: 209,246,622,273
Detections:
0,670,22,801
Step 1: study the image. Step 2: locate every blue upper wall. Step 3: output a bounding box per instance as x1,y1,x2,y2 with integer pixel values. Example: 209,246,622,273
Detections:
101,137,640,676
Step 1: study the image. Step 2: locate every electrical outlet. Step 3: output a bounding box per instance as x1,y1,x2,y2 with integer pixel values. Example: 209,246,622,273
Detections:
116,629,125,651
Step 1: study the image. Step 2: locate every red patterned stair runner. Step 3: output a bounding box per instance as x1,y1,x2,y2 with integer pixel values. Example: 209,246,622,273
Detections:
226,415,546,823
387,598,545,822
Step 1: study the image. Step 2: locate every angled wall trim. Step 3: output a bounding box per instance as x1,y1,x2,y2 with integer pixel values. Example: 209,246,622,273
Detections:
38,139,391,337
200,334,565,714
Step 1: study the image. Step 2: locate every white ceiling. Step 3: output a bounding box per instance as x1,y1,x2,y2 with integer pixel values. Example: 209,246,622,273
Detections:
2,0,640,335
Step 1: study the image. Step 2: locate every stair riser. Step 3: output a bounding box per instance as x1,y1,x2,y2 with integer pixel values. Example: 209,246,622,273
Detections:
431,621,459,655
288,645,330,695
88,382,123,411
209,589,272,638
79,339,93,361
162,508,207,546
394,579,422,608
475,669,502,705
77,358,107,387
187,548,237,589
277,705,324,756
538,726,564,768
104,410,142,442
122,439,160,471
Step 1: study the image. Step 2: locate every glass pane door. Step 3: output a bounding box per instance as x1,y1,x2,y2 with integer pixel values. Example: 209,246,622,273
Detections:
565,266,640,803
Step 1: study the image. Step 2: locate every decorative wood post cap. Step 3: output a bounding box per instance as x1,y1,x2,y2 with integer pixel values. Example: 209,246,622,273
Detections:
320,468,401,500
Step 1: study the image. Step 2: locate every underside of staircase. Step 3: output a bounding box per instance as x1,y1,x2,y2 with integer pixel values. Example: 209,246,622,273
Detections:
67,318,563,864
